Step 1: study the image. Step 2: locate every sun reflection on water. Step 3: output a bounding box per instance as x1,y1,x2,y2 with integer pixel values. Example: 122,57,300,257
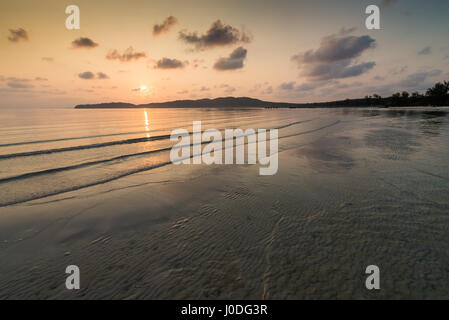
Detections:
144,109,150,138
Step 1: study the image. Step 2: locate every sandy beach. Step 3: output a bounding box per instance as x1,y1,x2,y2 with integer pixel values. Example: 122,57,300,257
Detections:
1,107,449,299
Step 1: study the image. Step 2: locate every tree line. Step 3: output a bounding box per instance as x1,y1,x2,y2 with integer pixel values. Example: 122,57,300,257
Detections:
362,80,449,107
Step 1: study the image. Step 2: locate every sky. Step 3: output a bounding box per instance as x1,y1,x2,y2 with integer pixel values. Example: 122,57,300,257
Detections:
0,0,449,108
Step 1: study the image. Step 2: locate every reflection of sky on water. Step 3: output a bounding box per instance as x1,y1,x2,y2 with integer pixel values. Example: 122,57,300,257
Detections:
144,110,150,138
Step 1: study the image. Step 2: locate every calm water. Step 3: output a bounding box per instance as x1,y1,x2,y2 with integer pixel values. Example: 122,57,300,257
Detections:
0,107,299,206
0,107,449,299
1,107,448,208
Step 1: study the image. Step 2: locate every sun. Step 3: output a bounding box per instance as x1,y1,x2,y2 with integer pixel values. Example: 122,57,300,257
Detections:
140,85,147,92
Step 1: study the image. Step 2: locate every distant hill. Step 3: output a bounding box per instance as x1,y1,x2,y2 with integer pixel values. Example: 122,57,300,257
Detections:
74,97,307,109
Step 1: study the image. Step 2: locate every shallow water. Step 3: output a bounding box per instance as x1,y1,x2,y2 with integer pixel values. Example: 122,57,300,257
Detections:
0,107,448,299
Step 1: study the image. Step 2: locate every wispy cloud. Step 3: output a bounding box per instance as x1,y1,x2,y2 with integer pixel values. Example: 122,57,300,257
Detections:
7,82,34,89
278,81,320,92
339,27,357,36
365,69,442,96
153,16,178,36
417,46,431,55
8,28,28,42
0,76,47,89
219,84,236,94
398,69,441,88
78,72,109,80
279,82,296,91
106,47,147,62
96,72,109,79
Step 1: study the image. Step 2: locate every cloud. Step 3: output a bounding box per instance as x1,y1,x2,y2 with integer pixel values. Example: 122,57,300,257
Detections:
0,76,48,89
179,20,250,50
276,79,367,99
213,47,247,71
303,60,376,80
291,82,320,92
78,72,95,80
262,86,273,94
8,28,28,42
106,47,147,62
219,84,236,94
0,76,69,97
72,37,99,49
155,58,186,69
380,0,399,7
339,27,357,36
250,82,273,95
374,75,386,81
78,71,109,80
0,87,66,95
96,72,109,79
153,16,178,36
0,76,30,82
365,69,442,96
224,87,236,94
331,81,363,90
292,35,376,64
278,81,321,92
291,34,376,81
279,82,296,90
192,58,205,68
398,69,441,88
418,46,431,55
42,57,54,62
7,82,34,89
389,66,408,76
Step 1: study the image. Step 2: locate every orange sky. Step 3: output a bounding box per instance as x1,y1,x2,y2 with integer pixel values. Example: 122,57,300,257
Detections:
1,0,448,108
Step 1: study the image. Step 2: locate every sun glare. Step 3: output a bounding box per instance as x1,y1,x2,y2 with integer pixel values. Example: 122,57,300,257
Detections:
140,85,148,92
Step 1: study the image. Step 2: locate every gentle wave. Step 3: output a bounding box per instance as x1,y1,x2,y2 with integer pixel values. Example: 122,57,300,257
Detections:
0,113,271,146
0,119,318,184
0,130,156,148
0,135,174,160
0,119,314,160
0,146,174,184
0,119,339,207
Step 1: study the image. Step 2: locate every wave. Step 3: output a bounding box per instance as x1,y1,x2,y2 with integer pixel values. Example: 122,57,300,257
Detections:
0,134,175,160
0,146,175,184
0,161,174,207
0,130,156,148
0,113,273,147
0,119,322,184
0,119,314,160
0,119,340,207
